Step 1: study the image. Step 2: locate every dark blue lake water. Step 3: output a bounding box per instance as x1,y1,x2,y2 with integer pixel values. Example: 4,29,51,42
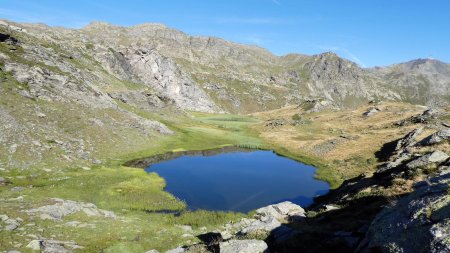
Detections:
145,150,329,213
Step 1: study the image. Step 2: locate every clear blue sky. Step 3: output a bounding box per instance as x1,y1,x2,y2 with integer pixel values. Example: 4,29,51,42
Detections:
1,0,449,67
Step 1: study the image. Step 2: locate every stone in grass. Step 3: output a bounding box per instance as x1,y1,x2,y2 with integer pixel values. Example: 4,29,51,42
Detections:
36,112,47,118
220,239,269,253
363,108,380,117
0,177,9,185
3,217,20,231
165,247,186,253
26,240,42,251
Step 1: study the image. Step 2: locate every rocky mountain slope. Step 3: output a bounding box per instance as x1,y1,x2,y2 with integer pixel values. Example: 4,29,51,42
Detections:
1,18,450,253
1,18,449,169
2,19,449,115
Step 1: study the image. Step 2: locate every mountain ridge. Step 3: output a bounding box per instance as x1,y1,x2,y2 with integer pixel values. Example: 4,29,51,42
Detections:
1,19,450,115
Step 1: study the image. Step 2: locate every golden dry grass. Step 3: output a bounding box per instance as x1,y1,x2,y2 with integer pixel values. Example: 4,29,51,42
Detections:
251,102,433,184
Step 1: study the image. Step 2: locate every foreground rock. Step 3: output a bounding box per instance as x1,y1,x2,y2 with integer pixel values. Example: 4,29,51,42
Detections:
239,216,281,235
255,201,305,221
220,239,269,253
25,198,116,221
357,173,450,253
236,201,304,237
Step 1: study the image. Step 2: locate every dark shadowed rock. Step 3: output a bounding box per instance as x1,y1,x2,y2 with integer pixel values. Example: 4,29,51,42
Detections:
394,128,423,154
356,173,450,253
417,129,450,146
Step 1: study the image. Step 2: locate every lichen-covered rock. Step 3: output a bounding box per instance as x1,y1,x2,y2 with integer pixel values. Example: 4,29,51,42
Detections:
220,239,269,253
356,173,450,253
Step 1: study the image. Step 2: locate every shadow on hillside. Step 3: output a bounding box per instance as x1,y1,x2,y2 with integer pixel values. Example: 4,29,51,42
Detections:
267,195,396,253
267,165,409,253
374,138,399,162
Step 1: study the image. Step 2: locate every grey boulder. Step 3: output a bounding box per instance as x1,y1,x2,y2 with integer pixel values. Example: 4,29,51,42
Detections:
406,151,449,169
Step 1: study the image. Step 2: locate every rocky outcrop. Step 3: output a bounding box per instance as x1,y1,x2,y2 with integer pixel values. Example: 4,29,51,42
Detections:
357,172,450,253
376,128,424,174
98,47,219,112
394,127,423,154
396,108,447,126
166,202,304,253
418,128,450,146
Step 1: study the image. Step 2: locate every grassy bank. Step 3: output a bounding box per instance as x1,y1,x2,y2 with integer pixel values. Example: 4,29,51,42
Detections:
0,165,246,252
109,111,264,165
0,112,263,252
